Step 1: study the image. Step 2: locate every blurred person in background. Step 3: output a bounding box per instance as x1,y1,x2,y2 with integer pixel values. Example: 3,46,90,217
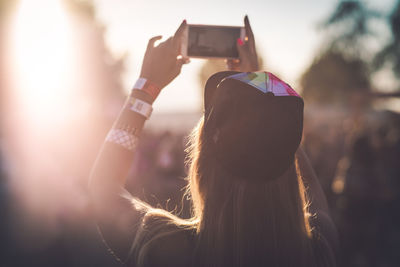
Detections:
89,16,339,267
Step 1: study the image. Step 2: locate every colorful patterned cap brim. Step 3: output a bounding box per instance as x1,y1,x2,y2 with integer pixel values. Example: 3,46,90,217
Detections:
204,71,302,114
226,71,301,97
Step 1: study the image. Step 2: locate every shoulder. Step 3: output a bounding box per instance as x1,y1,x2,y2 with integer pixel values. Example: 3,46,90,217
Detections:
130,210,196,267
142,227,195,267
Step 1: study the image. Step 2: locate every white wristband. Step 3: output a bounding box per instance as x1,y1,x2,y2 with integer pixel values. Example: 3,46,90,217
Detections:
133,78,147,90
129,98,153,119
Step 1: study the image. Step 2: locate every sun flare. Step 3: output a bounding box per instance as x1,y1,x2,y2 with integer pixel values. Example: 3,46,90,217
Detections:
11,0,74,123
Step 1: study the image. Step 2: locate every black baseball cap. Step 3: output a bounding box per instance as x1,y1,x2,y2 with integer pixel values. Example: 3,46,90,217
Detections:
203,71,304,181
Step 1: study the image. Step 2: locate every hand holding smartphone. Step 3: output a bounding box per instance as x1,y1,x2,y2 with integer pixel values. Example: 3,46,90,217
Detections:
181,24,245,59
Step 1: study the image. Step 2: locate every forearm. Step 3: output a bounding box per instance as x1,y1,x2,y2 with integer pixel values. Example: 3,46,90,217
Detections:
89,88,153,194
88,81,159,260
89,78,162,213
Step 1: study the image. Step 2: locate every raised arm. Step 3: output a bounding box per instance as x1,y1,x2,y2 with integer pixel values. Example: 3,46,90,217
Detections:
89,20,188,261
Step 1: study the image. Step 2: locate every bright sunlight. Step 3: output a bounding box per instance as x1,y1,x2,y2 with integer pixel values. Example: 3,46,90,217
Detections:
11,0,74,125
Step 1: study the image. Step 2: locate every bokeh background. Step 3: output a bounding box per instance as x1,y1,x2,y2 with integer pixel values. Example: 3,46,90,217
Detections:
0,0,400,266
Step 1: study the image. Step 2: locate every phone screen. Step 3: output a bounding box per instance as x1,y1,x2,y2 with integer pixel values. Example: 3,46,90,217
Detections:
187,25,242,58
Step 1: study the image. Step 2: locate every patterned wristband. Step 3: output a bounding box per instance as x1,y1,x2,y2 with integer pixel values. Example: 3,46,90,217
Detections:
133,78,161,100
106,128,138,151
128,97,153,119
116,124,139,136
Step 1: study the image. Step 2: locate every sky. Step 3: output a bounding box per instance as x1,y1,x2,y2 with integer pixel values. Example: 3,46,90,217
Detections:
92,0,395,113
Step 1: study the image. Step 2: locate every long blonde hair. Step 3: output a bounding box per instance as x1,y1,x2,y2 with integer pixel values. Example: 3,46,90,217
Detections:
132,117,318,266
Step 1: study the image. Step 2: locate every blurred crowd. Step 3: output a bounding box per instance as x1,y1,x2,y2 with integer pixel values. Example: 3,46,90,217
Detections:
125,105,400,267
303,106,400,266
1,103,400,267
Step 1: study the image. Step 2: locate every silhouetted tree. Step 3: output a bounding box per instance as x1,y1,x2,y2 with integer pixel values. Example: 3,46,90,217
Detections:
374,0,400,80
300,0,390,104
320,0,400,88
300,50,370,105
321,0,382,59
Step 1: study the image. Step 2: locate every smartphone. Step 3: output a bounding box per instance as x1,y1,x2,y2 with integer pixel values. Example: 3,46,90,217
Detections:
181,24,245,59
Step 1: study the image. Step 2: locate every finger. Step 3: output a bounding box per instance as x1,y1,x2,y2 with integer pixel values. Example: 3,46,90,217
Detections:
237,37,247,55
226,58,240,64
174,19,187,39
158,37,173,48
173,20,187,51
237,35,259,71
172,58,186,77
177,58,185,67
236,37,247,63
155,37,174,58
229,62,241,71
163,37,179,56
177,55,190,64
226,59,233,69
147,35,163,49
244,15,255,49
244,16,254,41
237,38,251,62
182,56,191,64
226,58,240,71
